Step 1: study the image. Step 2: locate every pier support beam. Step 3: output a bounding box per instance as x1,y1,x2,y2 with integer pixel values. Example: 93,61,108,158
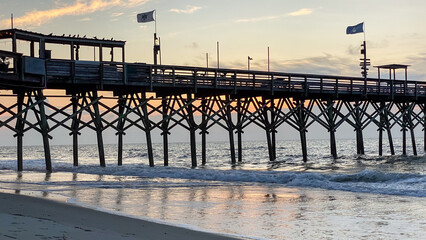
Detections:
424,103,426,152
263,97,274,162
377,102,395,156
404,103,417,156
327,100,337,159
378,102,385,156
200,98,207,165
117,95,126,166
236,98,243,162
354,101,365,155
226,95,236,164
35,90,52,172
15,92,25,172
162,97,170,166
90,91,106,167
71,94,80,166
141,92,154,167
297,100,308,162
187,93,197,167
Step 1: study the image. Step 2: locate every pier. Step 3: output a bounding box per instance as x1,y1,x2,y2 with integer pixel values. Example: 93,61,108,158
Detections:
1,29,425,171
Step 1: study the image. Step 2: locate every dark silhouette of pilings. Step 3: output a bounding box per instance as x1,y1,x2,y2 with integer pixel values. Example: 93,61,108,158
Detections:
2,90,426,172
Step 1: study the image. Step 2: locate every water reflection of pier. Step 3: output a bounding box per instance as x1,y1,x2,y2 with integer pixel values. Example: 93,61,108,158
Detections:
1,29,425,171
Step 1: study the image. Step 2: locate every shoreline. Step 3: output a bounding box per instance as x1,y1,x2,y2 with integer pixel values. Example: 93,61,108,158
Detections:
0,192,245,240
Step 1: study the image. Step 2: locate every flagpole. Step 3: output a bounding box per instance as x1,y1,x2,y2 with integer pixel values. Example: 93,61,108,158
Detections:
155,9,157,35
363,22,366,42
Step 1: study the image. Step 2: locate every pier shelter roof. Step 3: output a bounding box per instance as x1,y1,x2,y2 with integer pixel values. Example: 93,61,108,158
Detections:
374,64,410,81
0,28,125,48
0,28,126,62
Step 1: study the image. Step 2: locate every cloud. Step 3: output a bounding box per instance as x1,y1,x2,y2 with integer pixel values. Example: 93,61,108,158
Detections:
287,8,313,16
80,17,92,22
169,6,202,14
236,8,314,23
236,15,280,23
185,42,199,49
219,53,360,77
111,12,124,17
0,0,150,28
287,8,314,17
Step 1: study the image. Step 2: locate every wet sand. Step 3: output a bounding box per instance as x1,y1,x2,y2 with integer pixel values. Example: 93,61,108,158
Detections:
0,192,242,240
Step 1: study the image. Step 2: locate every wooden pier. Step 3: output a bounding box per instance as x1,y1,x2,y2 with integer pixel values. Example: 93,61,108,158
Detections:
1,29,425,171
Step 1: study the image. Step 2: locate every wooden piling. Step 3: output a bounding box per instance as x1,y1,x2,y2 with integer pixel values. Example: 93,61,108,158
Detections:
162,98,169,166
402,103,407,155
71,94,79,166
16,92,24,172
271,98,277,160
263,98,274,161
384,103,395,155
424,103,426,152
298,100,308,162
237,98,243,162
201,98,207,165
117,95,126,166
226,96,236,164
187,94,197,167
354,101,365,155
327,100,337,159
141,92,154,167
408,104,417,155
91,91,106,167
379,102,384,156
35,90,52,172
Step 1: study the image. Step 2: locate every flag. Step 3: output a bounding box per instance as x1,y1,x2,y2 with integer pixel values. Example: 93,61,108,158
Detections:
346,22,364,34
137,10,155,23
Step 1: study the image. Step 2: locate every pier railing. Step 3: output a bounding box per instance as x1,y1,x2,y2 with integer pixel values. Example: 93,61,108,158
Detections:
43,60,426,99
1,52,425,100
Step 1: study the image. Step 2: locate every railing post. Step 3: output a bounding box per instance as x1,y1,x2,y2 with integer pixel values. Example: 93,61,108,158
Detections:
149,65,153,91
335,78,338,96
304,76,308,97
193,70,198,93
71,61,75,83
415,82,418,100
172,67,176,87
233,71,237,94
214,70,218,88
377,78,380,95
288,76,292,91
123,63,127,85
99,62,104,89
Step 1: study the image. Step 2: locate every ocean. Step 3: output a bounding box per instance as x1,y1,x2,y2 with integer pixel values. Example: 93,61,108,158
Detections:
0,138,425,239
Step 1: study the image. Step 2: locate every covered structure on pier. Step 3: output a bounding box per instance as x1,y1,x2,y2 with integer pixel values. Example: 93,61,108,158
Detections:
0,28,126,62
375,64,410,81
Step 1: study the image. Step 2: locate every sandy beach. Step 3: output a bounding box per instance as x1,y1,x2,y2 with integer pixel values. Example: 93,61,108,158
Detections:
0,192,243,240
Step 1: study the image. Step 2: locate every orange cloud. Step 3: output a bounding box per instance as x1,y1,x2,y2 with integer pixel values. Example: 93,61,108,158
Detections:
287,8,313,16
0,0,150,28
169,6,202,14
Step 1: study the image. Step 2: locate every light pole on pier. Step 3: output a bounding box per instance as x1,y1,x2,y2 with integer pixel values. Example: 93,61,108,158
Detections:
248,56,253,71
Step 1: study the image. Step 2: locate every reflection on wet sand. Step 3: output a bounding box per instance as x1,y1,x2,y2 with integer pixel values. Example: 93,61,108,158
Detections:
1,171,424,240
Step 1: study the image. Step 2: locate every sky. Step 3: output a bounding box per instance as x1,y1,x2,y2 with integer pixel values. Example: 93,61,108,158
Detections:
1,0,426,146
1,0,426,79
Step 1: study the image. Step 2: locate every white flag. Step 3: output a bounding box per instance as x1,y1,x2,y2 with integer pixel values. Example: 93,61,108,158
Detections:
137,10,155,23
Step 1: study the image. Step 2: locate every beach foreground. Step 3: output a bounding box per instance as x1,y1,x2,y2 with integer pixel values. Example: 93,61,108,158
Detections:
0,192,242,240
